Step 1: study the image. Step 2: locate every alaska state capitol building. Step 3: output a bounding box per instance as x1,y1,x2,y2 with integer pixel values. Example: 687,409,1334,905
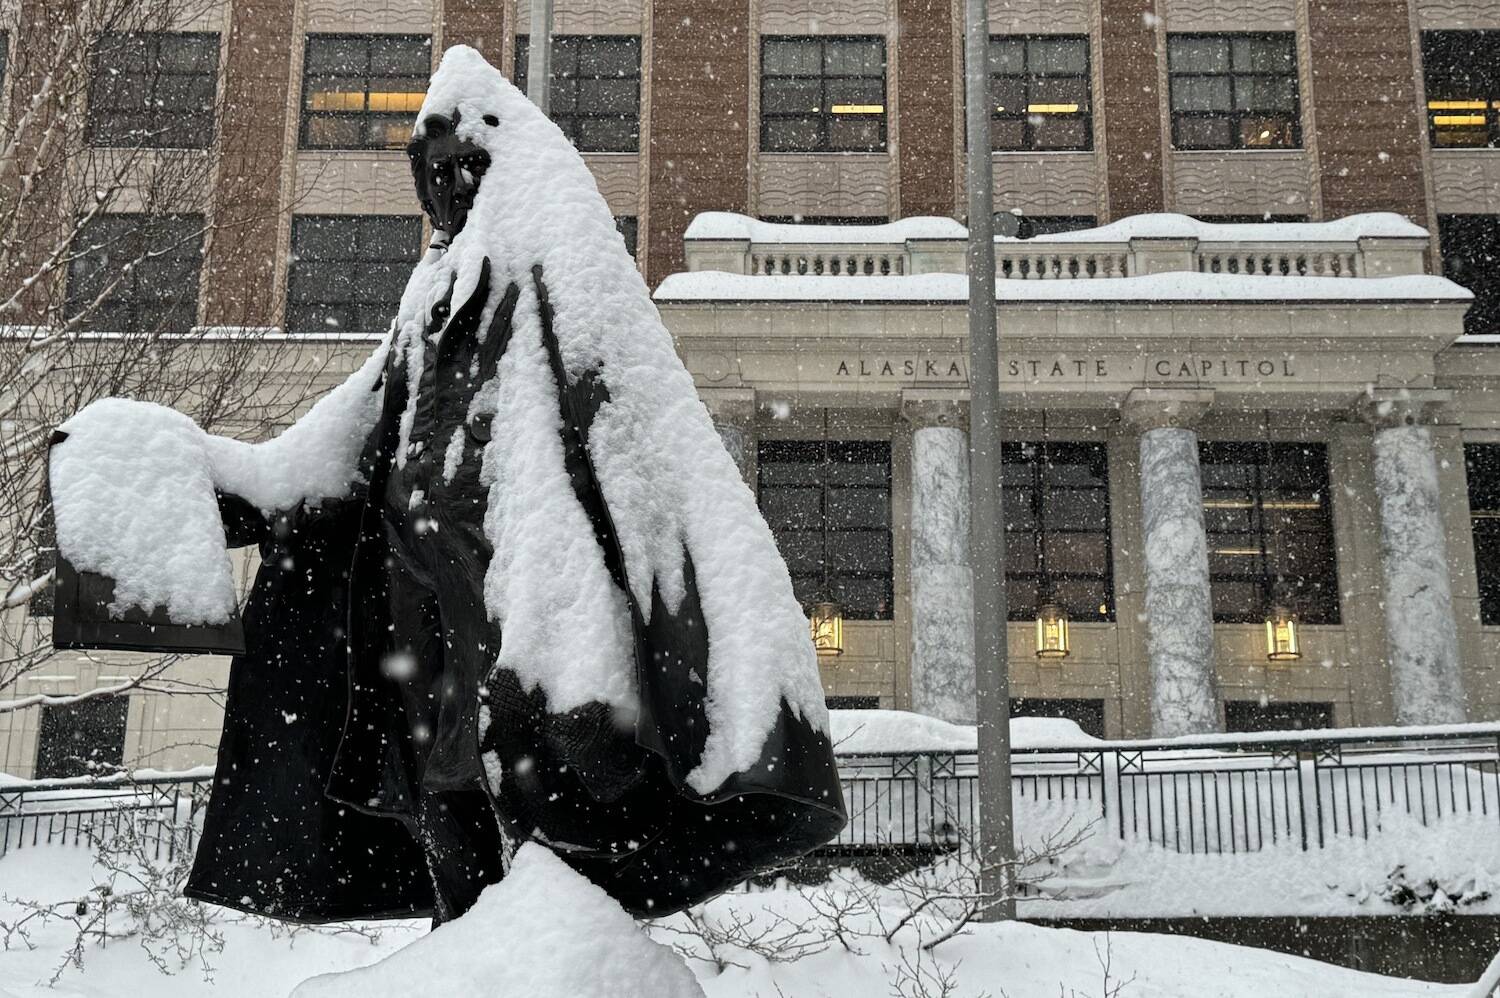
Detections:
5,0,1500,776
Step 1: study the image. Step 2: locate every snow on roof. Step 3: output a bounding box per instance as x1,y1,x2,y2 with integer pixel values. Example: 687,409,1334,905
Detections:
997,211,1430,244
682,211,1429,245
684,211,969,243
654,271,1472,304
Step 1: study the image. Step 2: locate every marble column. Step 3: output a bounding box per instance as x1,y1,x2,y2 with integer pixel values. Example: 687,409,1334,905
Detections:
1365,394,1467,725
1124,391,1221,736
904,398,975,724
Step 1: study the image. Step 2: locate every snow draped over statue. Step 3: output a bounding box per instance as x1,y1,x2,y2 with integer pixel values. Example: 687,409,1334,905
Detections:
47,45,844,925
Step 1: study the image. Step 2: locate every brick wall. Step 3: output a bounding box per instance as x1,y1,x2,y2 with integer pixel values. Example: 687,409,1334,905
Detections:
203,0,299,327
442,0,505,62
646,0,752,286
896,0,957,218
1098,0,1166,218
1305,0,1430,225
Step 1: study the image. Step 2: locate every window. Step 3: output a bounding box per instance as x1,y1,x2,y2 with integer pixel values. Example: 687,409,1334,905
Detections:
1168,34,1300,150
995,214,1098,238
761,36,887,153
614,215,638,258
1439,214,1500,335
515,35,641,153
286,215,422,333
758,439,893,619
1465,444,1500,624
300,35,430,150
1224,700,1333,733
759,216,890,226
1421,31,1500,148
34,697,130,779
988,36,1092,151
88,32,219,149
1200,442,1339,624
65,214,204,333
1011,697,1106,739
1191,214,1310,224
826,695,880,710
1002,441,1114,622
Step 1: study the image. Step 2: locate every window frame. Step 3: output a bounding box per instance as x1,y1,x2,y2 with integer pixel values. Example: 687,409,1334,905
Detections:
757,438,894,621
987,35,1094,152
1421,30,1500,149
1200,441,1340,625
1439,214,1500,336
65,213,205,334
1167,32,1302,151
759,35,888,154
514,34,642,154
286,214,423,334
299,33,431,151
34,696,131,780
1002,440,1115,623
87,31,220,150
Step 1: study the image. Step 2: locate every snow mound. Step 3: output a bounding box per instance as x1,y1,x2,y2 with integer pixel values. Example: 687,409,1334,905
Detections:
830,709,1096,754
685,211,968,243
290,844,705,998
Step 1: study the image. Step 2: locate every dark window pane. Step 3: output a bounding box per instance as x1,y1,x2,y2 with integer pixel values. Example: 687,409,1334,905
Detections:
1440,214,1500,336
1200,441,1339,623
1169,33,1300,149
286,214,421,333
1001,441,1114,622
65,214,203,333
516,34,641,153
88,32,220,149
34,697,130,779
1225,700,1334,733
989,35,1093,152
758,437,892,620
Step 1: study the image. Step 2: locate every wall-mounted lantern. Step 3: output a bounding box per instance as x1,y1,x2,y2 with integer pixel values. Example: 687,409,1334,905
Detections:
809,600,844,657
1035,602,1071,661
1265,604,1301,664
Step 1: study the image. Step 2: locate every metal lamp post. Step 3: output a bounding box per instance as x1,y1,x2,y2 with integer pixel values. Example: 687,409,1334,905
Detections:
962,0,1018,921
526,0,554,114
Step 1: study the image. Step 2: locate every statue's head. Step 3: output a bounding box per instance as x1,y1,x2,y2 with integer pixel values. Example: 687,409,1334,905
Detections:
408,111,491,237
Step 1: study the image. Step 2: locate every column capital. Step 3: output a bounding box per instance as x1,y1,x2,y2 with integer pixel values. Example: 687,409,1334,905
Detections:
900,390,968,430
1119,388,1215,432
699,387,757,429
1357,388,1453,431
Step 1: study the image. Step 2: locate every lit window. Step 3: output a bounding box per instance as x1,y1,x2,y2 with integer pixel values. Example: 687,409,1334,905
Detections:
761,37,887,153
988,36,1092,152
287,215,422,333
65,214,204,333
515,35,641,153
300,35,430,150
1422,31,1500,149
1168,34,1300,150
1440,214,1500,335
1200,442,1339,624
758,439,893,620
88,32,220,149
1003,442,1114,622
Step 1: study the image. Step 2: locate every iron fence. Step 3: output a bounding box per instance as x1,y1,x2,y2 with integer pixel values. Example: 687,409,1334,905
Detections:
3,724,1498,866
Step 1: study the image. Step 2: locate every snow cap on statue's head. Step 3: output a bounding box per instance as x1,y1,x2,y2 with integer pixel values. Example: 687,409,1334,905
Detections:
404,45,646,378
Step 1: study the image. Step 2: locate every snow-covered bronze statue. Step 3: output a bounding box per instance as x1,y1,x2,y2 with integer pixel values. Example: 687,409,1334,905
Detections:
47,47,845,925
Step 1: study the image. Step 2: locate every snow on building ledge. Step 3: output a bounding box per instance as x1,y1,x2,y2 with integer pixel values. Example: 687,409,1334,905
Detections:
670,211,1445,293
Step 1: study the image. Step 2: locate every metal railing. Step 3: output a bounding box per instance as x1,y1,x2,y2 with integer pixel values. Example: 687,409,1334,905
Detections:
4,725,1497,865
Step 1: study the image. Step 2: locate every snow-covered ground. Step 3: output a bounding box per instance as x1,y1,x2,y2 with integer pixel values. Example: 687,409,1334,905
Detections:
0,841,1481,997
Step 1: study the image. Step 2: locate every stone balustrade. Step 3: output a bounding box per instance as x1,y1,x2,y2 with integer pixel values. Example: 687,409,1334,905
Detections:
681,211,1434,282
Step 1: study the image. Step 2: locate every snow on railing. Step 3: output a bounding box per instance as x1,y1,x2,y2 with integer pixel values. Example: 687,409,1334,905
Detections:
682,211,1432,283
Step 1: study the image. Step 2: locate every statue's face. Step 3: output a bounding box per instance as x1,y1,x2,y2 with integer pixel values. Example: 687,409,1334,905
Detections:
408,112,492,238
